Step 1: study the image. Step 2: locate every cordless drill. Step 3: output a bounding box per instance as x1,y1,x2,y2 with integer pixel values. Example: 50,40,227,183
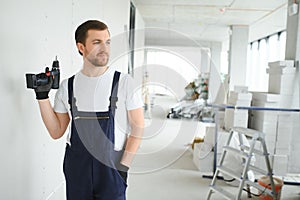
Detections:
25,57,60,89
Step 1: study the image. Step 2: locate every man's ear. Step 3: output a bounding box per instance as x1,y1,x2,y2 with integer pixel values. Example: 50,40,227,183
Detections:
76,43,85,56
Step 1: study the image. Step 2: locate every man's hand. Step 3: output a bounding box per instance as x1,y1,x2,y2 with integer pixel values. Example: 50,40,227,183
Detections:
117,163,129,183
34,73,53,100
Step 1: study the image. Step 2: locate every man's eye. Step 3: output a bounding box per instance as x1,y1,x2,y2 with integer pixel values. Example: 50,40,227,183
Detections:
93,42,100,45
106,41,111,45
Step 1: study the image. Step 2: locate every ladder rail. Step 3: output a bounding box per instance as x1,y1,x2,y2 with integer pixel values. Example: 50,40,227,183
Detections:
206,130,235,199
236,133,256,199
260,137,278,199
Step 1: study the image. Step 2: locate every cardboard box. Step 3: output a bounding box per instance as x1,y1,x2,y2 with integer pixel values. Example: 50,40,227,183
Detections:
277,115,293,147
268,74,297,95
196,121,215,138
204,130,230,154
193,142,221,173
228,92,252,106
252,92,280,102
228,99,252,107
224,109,249,130
250,110,278,121
277,112,295,123
276,129,292,149
267,66,296,74
229,91,252,101
218,110,225,128
249,117,277,135
253,155,274,176
265,141,276,155
275,147,290,155
251,92,295,108
272,155,288,176
254,141,276,156
276,134,292,147
267,66,297,95
268,60,295,68
288,146,300,173
225,109,248,116
251,100,278,108
225,117,248,131
234,85,249,93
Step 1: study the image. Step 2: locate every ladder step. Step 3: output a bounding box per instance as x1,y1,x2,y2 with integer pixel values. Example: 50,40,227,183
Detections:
244,180,274,196
231,127,264,139
240,144,265,156
209,185,235,200
223,146,251,158
217,166,241,180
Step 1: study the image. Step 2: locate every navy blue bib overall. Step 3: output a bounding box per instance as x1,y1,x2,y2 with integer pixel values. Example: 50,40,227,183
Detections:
63,71,127,200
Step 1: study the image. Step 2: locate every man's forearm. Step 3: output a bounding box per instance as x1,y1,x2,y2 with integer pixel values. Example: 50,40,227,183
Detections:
120,108,144,167
121,132,143,167
38,99,69,139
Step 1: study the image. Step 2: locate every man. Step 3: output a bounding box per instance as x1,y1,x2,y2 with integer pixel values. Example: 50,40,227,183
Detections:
35,20,144,200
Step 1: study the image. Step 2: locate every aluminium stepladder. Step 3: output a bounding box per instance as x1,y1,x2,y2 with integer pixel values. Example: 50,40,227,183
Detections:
206,127,279,200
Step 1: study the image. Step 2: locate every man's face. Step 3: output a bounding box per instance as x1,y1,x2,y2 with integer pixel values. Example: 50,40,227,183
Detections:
79,29,111,67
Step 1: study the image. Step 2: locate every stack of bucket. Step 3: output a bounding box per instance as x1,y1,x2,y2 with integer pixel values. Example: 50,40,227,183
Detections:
258,176,284,200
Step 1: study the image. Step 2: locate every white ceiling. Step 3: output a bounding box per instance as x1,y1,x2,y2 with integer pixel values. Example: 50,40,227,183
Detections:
133,0,288,44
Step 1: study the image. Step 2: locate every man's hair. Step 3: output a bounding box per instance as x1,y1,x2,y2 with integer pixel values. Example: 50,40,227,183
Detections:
75,20,109,55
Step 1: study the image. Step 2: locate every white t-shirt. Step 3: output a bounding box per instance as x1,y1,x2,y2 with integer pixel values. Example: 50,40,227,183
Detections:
53,67,144,150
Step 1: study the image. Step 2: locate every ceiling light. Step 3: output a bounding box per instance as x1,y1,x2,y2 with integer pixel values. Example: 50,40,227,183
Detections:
219,7,226,13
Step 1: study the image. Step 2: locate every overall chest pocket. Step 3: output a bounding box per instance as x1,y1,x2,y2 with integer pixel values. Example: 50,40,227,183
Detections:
72,111,116,163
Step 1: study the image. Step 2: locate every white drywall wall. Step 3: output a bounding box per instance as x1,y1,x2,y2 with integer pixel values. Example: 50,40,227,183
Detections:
0,0,131,199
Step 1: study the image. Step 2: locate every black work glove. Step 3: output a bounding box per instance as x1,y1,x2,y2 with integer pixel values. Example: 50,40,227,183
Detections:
117,163,129,183
34,73,53,100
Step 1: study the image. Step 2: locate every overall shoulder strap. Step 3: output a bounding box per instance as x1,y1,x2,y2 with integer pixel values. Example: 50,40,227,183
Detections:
109,71,121,116
68,75,75,112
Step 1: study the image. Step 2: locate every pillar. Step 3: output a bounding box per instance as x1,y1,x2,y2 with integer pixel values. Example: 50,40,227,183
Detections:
228,25,249,90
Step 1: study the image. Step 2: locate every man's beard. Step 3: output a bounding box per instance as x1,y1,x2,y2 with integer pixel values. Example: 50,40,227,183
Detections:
86,52,109,67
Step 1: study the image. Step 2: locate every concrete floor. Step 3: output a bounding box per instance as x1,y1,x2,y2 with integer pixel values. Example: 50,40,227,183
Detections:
126,95,300,200
127,149,300,200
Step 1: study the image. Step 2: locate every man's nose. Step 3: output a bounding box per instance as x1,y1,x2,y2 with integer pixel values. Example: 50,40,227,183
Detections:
99,42,109,50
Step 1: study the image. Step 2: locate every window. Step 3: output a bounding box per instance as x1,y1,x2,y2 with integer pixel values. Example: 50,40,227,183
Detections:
246,31,286,92
145,48,200,97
